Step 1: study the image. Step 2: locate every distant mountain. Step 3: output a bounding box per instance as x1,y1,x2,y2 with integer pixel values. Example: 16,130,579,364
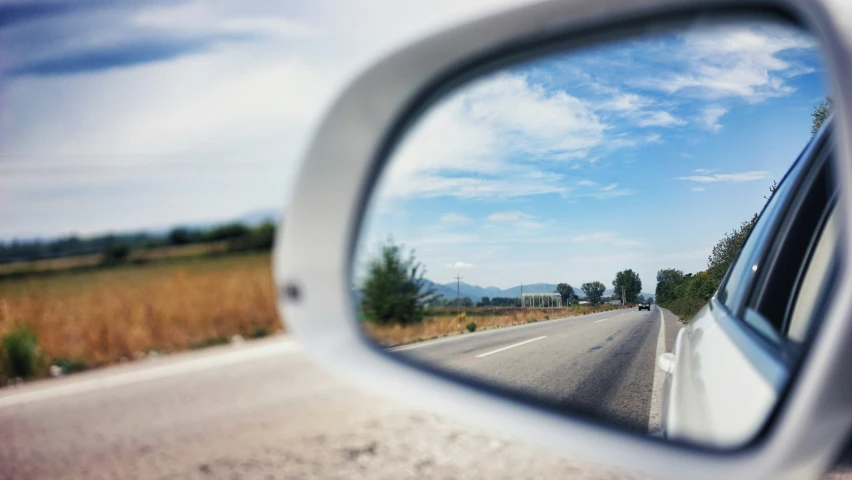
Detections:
424,280,653,300
500,283,560,297
234,207,281,226
423,280,459,300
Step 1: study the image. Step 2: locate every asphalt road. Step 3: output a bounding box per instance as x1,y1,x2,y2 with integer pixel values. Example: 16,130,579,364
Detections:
1,315,849,480
0,335,649,480
394,306,681,433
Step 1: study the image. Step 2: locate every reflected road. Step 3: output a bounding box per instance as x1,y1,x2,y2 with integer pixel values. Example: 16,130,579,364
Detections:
395,306,682,432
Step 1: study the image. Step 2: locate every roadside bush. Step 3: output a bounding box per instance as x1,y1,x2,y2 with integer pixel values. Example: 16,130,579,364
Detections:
544,315,550,320
52,357,87,374
250,327,269,339
661,297,707,323
1,325,43,379
466,322,477,332
189,336,229,350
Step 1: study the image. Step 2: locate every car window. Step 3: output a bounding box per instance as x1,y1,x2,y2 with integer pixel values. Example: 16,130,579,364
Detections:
716,154,804,312
787,206,839,344
733,132,834,348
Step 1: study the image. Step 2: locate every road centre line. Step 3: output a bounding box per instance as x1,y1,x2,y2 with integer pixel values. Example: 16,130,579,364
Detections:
476,336,547,358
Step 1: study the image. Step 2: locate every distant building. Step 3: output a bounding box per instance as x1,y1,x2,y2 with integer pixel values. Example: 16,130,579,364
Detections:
611,299,622,306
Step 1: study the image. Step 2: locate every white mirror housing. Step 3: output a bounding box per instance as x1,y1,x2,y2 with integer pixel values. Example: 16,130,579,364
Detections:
274,0,852,478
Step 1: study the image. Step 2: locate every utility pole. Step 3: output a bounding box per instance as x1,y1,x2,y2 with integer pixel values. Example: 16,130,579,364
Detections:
622,286,626,307
520,283,524,309
455,274,463,317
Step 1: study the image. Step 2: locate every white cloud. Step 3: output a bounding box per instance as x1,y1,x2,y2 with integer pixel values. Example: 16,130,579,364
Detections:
381,72,605,199
677,171,771,183
133,2,325,38
578,180,598,187
645,133,662,143
487,211,535,223
695,168,713,173
692,187,706,192
446,261,474,269
572,232,615,242
440,213,471,223
598,92,652,112
699,106,728,132
0,0,536,237
646,24,817,102
381,173,568,200
634,111,686,127
578,183,631,199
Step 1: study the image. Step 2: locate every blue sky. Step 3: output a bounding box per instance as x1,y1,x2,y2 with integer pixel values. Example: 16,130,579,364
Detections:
0,0,531,238
357,21,828,290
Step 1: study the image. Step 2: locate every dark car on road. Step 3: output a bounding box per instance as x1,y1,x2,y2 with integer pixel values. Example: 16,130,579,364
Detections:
638,302,650,311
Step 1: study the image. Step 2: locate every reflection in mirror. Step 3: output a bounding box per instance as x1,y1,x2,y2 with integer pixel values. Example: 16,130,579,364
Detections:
354,19,833,448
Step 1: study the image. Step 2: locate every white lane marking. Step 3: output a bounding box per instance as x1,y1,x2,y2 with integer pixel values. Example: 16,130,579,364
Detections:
0,339,300,409
390,342,437,353
596,311,628,323
389,309,618,352
648,307,667,434
475,336,546,358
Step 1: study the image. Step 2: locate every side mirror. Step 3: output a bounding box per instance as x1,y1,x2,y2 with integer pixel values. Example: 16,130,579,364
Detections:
275,1,852,478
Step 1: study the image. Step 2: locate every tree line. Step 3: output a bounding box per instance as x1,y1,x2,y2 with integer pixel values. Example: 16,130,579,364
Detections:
655,215,755,320
358,240,648,327
0,221,277,265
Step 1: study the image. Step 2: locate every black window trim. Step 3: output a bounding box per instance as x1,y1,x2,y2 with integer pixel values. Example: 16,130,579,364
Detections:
747,137,833,347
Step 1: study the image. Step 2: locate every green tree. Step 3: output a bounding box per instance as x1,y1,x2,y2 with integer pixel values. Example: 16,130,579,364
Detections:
481,296,491,306
812,95,833,136
638,294,645,303
581,281,607,305
555,283,576,305
707,213,757,284
612,269,642,303
687,271,717,301
100,244,131,266
205,222,250,242
360,241,434,326
655,268,685,304
168,228,191,246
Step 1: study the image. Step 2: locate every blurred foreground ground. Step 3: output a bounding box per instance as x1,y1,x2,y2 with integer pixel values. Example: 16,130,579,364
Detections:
1,336,849,480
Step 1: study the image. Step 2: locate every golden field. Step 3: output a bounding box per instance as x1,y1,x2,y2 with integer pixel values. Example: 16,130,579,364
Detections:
362,304,623,347
0,252,279,371
0,250,623,379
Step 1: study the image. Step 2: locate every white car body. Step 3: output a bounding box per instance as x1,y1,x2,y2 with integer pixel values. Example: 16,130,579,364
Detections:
663,303,780,446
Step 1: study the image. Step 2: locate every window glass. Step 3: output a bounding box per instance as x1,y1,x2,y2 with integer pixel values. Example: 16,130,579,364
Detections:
788,207,839,344
716,163,798,311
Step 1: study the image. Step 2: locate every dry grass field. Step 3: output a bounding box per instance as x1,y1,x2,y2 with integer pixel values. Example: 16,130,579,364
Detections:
363,304,623,347
0,249,622,382
0,252,279,374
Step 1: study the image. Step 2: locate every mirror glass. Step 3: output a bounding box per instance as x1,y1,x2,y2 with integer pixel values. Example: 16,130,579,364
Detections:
354,18,833,448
